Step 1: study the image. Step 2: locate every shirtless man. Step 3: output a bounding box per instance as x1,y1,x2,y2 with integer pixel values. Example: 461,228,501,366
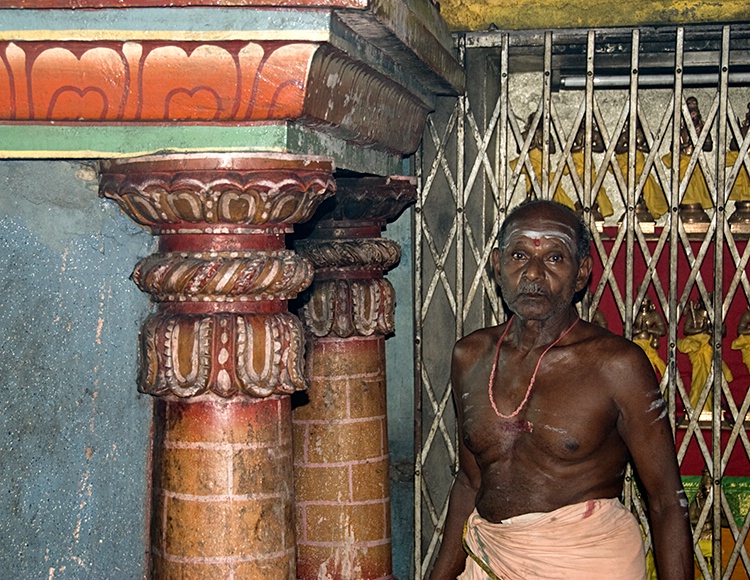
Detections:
429,200,692,579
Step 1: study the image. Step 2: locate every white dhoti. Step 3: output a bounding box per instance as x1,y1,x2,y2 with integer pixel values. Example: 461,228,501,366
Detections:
459,498,646,580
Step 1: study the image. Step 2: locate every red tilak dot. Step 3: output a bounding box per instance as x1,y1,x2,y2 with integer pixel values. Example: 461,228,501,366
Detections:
533,238,541,246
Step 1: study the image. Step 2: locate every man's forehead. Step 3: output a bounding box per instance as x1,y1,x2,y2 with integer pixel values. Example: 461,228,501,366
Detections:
503,216,578,246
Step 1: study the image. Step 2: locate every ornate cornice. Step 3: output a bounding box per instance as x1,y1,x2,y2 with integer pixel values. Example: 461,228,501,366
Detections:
0,40,317,122
139,312,306,397
303,46,429,155
99,153,335,232
1,39,430,155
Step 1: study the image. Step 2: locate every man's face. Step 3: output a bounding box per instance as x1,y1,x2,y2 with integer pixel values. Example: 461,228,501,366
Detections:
492,208,591,321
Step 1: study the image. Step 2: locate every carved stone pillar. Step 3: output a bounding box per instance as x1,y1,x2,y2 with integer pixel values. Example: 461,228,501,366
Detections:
98,153,334,579
293,176,416,579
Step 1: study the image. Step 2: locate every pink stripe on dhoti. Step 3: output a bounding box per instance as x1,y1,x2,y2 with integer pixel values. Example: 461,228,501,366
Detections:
459,498,646,580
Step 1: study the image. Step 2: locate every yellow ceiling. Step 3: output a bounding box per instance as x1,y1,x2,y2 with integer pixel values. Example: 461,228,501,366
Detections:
438,0,750,32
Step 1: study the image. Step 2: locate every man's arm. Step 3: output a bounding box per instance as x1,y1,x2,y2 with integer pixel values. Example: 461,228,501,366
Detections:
429,341,482,580
614,343,694,579
428,459,480,579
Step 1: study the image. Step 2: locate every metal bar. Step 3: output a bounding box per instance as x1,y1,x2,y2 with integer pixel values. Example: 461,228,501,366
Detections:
713,24,730,580
414,120,425,580
542,31,552,200
560,71,750,89
625,28,639,339
584,31,595,217
622,26,639,513
498,33,510,323
457,34,466,343
668,26,685,571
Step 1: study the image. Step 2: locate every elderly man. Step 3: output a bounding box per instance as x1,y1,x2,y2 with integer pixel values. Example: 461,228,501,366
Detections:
429,200,692,579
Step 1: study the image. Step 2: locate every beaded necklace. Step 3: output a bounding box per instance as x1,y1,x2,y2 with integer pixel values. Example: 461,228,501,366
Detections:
488,315,580,419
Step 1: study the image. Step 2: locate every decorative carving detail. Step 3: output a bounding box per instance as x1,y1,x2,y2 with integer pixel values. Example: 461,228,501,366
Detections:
301,278,395,337
133,250,313,302
322,176,417,222
99,154,336,231
1,41,432,155
304,46,430,155
297,238,401,272
139,312,306,397
0,41,317,122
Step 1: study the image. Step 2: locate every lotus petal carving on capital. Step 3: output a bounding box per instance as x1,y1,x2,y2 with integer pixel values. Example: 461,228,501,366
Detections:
301,278,396,338
99,169,336,230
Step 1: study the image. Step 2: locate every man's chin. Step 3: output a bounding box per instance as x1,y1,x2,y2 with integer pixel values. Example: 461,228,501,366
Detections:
507,296,572,320
508,302,552,320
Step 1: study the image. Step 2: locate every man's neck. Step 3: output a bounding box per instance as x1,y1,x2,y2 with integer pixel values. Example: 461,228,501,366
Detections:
510,309,579,353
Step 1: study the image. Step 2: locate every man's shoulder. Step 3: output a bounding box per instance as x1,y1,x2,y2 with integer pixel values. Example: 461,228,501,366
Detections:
576,321,654,369
579,321,642,351
452,325,501,372
576,322,658,388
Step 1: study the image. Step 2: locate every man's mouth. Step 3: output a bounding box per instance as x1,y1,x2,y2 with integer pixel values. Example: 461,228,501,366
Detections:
518,283,547,296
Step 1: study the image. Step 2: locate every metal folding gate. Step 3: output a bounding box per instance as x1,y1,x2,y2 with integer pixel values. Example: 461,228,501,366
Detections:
416,24,750,579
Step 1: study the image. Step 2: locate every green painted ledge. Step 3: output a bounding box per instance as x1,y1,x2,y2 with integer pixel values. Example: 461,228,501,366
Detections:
0,123,405,176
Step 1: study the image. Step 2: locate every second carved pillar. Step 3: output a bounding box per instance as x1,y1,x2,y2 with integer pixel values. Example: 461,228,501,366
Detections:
293,176,416,579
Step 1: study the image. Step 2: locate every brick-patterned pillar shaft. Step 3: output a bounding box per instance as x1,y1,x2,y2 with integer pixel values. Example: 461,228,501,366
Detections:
293,176,416,579
98,153,334,579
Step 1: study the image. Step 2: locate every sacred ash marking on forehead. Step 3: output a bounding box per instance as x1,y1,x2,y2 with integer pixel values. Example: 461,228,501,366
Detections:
502,223,577,256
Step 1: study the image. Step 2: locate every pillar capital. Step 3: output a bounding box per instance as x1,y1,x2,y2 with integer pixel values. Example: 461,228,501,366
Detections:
99,152,335,399
318,175,419,224
296,175,415,339
99,153,335,234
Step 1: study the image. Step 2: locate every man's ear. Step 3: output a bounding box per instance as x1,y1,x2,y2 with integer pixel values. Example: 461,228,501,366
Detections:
491,247,502,286
575,254,593,292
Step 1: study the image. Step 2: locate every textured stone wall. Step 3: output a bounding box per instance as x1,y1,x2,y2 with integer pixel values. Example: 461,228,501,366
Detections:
0,160,153,579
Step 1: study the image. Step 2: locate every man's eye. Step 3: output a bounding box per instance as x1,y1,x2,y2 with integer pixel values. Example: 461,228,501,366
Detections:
548,255,563,263
512,252,526,260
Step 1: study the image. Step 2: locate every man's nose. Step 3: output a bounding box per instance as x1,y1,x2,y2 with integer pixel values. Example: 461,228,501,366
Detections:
522,256,545,280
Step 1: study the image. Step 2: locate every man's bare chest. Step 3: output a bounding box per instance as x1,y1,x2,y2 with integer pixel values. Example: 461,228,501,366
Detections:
461,381,618,464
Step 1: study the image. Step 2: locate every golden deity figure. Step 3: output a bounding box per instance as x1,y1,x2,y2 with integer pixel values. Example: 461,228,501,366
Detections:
726,103,750,201
510,113,576,209
615,119,669,220
677,296,733,417
592,308,608,329
726,103,750,225
730,309,750,374
633,297,667,377
565,118,614,220
662,97,714,221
